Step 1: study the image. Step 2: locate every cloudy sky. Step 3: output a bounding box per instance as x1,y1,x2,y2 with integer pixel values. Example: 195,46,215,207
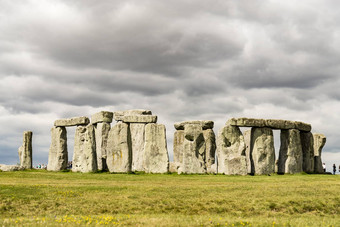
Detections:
1,0,340,170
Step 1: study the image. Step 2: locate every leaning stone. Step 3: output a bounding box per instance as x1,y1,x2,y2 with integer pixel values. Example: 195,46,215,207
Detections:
278,129,303,174
294,121,312,132
54,116,89,127
72,125,97,173
122,115,157,123
0,164,25,172
313,133,326,173
179,124,206,174
18,131,33,169
243,129,252,174
173,130,185,170
106,122,132,173
113,109,152,121
203,129,216,173
300,132,314,173
94,122,111,171
47,127,68,171
91,111,113,124
143,123,169,173
174,121,214,130
217,125,247,175
265,119,295,130
130,123,146,171
250,127,275,175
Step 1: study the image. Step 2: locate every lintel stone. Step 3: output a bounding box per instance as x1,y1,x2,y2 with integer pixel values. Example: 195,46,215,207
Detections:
54,116,89,127
174,120,214,130
122,115,157,123
91,111,113,124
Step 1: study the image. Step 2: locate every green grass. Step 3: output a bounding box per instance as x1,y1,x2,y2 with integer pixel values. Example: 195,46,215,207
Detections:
0,170,339,226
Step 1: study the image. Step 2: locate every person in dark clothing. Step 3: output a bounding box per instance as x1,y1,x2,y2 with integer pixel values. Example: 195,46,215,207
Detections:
333,164,336,175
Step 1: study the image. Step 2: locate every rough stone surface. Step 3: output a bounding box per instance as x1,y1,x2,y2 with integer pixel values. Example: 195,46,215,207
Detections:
113,109,152,121
173,130,184,171
179,124,206,174
91,111,113,124
54,116,89,127
227,118,266,127
174,121,214,130
265,119,295,129
122,115,157,123
143,123,169,173
47,127,68,171
0,164,25,172
94,122,111,171
18,131,33,169
250,127,275,175
169,162,177,173
278,129,303,174
130,123,146,172
72,125,97,173
203,129,216,173
208,163,217,174
243,129,252,174
300,132,314,173
106,122,132,173
217,125,247,175
313,133,326,173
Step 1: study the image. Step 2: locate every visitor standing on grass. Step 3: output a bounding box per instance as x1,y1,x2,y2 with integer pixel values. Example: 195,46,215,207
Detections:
323,163,326,172
333,164,336,175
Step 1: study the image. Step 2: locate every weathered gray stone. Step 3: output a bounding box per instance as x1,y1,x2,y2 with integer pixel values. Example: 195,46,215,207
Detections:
47,127,68,171
217,125,247,175
0,164,25,172
294,121,312,132
265,119,295,130
313,133,326,173
250,127,275,175
143,123,169,173
174,121,214,130
227,118,266,128
18,131,32,169
122,115,157,123
203,129,216,173
243,129,252,174
106,122,132,173
179,124,206,174
300,132,314,173
278,129,303,174
169,162,177,173
72,125,97,173
94,122,111,171
208,163,217,174
91,111,113,124
113,109,152,121
173,130,184,171
54,116,89,127
130,123,146,171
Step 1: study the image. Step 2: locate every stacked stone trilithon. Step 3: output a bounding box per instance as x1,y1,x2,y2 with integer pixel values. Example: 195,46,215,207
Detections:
18,131,33,169
106,109,169,173
173,121,216,174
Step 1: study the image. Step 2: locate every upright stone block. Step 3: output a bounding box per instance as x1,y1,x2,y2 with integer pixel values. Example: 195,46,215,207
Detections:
72,125,97,173
217,125,247,175
250,127,275,175
106,122,132,173
94,122,111,171
173,130,184,171
278,129,303,174
203,129,216,173
18,131,32,169
243,129,252,174
313,133,326,173
143,123,169,173
300,132,314,173
130,123,146,172
47,127,68,171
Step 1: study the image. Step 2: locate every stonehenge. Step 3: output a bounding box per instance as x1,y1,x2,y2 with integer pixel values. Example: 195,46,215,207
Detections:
42,113,328,175
18,131,33,169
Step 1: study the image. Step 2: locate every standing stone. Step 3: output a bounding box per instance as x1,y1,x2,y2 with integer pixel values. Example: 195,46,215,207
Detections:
72,125,97,173
47,127,68,171
243,129,251,174
18,131,33,169
130,123,146,172
278,129,303,174
173,130,185,171
313,133,326,173
217,125,247,175
203,129,216,173
143,123,169,173
180,124,206,174
106,122,132,173
94,122,111,171
250,127,275,175
300,132,314,173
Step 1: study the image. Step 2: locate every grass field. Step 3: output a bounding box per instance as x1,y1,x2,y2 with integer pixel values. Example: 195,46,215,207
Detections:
0,170,339,226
